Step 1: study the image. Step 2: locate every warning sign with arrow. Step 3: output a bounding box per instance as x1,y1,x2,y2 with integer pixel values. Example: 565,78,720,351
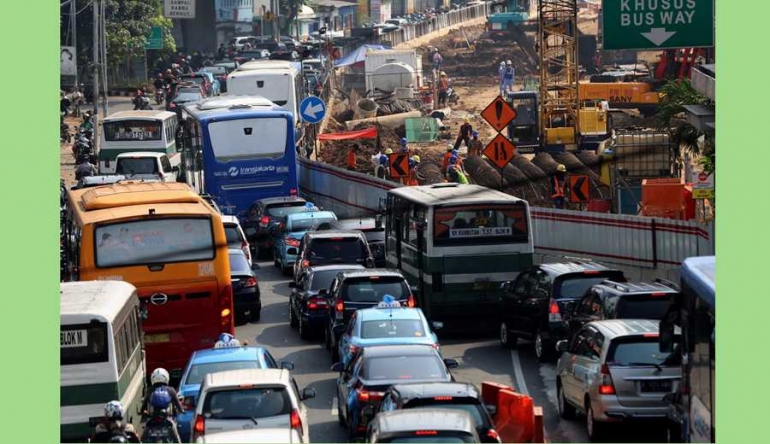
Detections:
389,153,410,178
481,96,517,133
482,134,516,169
569,175,590,203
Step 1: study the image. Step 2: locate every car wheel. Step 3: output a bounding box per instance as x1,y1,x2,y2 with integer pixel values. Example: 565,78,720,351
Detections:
249,307,260,322
299,317,310,340
289,303,298,328
500,322,517,349
535,329,553,362
557,380,576,419
586,400,604,441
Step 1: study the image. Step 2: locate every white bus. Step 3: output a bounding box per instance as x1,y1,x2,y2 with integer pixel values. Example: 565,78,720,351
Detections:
226,65,304,121
60,281,146,442
99,110,180,174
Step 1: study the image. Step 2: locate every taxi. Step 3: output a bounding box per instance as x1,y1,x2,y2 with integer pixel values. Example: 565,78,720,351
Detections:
176,335,295,442
273,204,338,274
336,297,440,367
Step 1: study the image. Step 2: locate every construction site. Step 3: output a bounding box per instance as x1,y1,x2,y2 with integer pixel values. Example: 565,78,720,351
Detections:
314,1,714,220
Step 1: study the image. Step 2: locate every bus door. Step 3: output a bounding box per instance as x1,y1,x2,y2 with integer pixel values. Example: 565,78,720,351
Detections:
415,220,427,312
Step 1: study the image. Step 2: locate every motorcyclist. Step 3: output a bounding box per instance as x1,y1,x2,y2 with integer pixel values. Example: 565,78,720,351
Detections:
153,74,165,97
75,156,98,180
143,386,183,443
142,368,184,418
92,401,141,443
80,112,94,132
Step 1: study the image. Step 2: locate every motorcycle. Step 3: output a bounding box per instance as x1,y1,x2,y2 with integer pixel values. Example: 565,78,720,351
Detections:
133,95,153,110
141,415,180,443
154,88,165,105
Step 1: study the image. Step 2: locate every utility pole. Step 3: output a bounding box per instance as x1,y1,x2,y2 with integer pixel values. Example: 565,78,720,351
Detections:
71,0,78,86
92,0,99,117
100,0,108,119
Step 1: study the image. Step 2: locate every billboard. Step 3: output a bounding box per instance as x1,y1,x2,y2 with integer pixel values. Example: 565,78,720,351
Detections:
164,0,196,19
215,0,254,23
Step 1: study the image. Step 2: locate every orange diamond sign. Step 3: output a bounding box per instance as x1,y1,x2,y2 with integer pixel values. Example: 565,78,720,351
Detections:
483,134,517,169
481,96,518,132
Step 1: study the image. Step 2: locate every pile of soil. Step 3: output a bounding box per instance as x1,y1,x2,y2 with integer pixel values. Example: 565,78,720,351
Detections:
465,156,504,189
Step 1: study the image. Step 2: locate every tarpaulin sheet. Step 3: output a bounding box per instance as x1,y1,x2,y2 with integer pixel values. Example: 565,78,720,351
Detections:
319,127,378,141
334,44,390,67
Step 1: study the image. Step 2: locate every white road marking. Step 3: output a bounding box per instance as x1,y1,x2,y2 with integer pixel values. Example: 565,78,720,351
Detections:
331,396,338,416
509,349,530,397
538,363,560,410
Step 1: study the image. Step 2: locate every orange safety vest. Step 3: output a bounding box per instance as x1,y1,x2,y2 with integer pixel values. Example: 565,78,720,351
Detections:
439,78,449,91
442,152,453,170
551,176,565,199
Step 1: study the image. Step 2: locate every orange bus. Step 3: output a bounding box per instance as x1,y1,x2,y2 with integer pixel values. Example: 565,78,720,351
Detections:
62,182,234,378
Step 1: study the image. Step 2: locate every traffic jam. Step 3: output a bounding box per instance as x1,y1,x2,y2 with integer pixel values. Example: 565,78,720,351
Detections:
60,1,715,444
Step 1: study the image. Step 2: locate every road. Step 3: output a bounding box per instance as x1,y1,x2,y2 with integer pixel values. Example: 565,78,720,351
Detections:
234,256,668,443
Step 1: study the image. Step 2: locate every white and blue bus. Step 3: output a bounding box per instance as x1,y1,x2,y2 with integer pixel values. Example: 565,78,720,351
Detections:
180,96,299,219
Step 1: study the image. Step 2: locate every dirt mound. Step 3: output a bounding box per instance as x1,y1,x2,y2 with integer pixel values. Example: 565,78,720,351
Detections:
501,163,529,186
512,155,547,180
465,156,503,189
551,151,600,182
414,162,444,185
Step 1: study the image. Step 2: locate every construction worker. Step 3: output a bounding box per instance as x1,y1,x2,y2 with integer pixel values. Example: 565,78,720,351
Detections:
447,159,469,184
399,137,410,155
431,48,443,73
498,61,507,96
469,131,483,157
454,118,473,151
502,60,515,95
441,144,454,175
376,148,393,179
438,72,449,107
551,164,567,209
450,150,464,172
347,143,359,171
407,155,420,186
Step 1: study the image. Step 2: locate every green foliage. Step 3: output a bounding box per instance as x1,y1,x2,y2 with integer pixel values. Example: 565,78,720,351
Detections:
280,0,308,34
656,78,708,129
103,0,175,67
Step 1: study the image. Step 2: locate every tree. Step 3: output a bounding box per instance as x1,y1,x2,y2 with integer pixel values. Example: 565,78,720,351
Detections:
279,0,308,35
103,0,175,68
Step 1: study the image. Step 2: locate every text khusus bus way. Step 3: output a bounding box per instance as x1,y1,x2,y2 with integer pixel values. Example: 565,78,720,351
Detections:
620,0,697,26
61,330,87,348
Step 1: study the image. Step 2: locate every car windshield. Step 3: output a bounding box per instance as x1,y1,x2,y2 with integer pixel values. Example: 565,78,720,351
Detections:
555,274,624,299
290,216,336,232
266,203,307,217
229,253,251,273
183,76,205,85
308,238,366,265
361,319,426,339
225,225,243,245
202,387,291,420
405,400,487,427
185,361,263,385
344,278,408,302
174,92,202,102
116,158,158,175
614,295,673,319
607,337,681,366
103,120,162,141
365,356,445,380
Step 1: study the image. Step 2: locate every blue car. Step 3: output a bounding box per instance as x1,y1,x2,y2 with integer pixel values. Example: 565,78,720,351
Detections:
337,301,440,367
273,209,338,275
175,345,294,442
194,70,221,96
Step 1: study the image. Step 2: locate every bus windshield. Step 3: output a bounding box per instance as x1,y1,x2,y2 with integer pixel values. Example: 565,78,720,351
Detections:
433,203,528,246
207,118,288,161
60,323,109,365
104,120,162,141
95,218,215,268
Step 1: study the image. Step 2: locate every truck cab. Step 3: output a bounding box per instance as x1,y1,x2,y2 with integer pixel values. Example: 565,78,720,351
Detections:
487,0,534,34
114,151,179,182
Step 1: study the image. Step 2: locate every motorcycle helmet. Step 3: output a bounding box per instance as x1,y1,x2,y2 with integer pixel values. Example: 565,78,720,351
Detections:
150,368,170,385
104,401,125,420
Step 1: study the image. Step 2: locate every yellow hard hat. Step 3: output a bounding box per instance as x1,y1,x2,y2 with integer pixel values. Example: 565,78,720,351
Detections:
385,148,393,155
557,164,567,172
440,71,446,76
464,117,470,123
412,155,421,163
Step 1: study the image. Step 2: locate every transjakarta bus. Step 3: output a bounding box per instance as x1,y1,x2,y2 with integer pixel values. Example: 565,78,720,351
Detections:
661,256,715,443
60,280,145,442
181,96,298,218
99,110,180,174
226,61,303,120
62,182,234,379
384,183,533,333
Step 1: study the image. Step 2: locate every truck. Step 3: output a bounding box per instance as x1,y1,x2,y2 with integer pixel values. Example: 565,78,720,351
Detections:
487,0,536,36
364,49,423,95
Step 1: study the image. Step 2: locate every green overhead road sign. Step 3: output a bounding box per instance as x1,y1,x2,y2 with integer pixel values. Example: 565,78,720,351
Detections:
602,0,714,50
145,26,163,50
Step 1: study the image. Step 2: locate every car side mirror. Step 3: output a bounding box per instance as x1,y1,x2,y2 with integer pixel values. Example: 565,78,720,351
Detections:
443,358,459,369
172,166,180,173
280,361,295,370
301,388,316,400
331,362,344,372
288,281,297,288
556,340,569,353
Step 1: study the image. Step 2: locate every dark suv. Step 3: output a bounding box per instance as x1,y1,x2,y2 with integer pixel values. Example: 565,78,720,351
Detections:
243,196,306,257
325,269,415,362
565,279,679,343
326,218,386,267
292,230,374,284
498,261,626,361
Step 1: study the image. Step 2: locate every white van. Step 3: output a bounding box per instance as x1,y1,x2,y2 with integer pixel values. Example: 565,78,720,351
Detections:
114,151,180,182
226,66,303,120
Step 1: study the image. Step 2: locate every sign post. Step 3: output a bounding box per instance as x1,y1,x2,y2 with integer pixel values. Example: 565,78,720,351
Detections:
568,175,590,204
601,0,714,50
691,169,714,199
481,97,518,191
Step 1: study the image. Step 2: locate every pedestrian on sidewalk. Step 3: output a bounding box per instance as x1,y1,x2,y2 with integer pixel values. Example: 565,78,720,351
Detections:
502,60,515,95
469,131,483,157
454,118,473,151
551,164,567,209
346,144,359,171
438,72,449,107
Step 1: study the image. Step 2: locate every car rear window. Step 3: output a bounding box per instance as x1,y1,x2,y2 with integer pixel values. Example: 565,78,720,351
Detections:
266,203,307,217
186,361,263,385
555,273,625,299
116,158,159,175
225,225,243,245
183,76,205,85
404,399,487,427
202,386,291,420
229,253,251,273
343,277,409,302
364,230,386,243
308,238,367,265
614,295,673,319
365,356,446,380
309,269,343,291
361,319,426,339
290,216,337,232
607,336,681,366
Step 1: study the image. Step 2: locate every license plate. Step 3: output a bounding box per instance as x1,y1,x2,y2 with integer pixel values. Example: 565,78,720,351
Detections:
144,334,170,344
473,282,491,290
640,380,672,392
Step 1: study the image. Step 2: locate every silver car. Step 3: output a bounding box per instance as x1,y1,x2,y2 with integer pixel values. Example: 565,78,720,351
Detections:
555,319,681,441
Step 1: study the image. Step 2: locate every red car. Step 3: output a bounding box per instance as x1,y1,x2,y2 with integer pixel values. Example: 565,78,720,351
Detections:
180,73,212,97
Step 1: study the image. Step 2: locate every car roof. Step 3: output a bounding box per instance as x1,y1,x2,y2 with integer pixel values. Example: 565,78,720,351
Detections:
228,248,247,256
338,269,405,280
307,264,366,274
304,230,365,239
190,346,267,365
374,408,475,433
359,306,423,322
257,196,307,206
586,319,665,339
203,368,290,389
390,382,480,402
362,344,437,358
116,151,165,159
592,280,678,296
287,211,336,221
221,215,241,225
538,261,620,277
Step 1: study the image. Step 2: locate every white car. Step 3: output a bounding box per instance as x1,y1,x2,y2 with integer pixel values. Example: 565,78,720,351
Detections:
114,151,179,182
195,428,302,443
222,215,252,265
192,369,316,443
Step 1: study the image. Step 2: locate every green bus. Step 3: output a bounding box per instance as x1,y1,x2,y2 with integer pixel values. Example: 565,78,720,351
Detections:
384,184,534,333
60,281,146,442
99,110,180,175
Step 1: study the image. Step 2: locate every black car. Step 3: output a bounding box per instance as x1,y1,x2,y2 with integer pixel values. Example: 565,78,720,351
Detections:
293,230,375,284
367,409,481,443
325,269,415,362
229,249,261,324
331,345,459,440
288,264,366,340
325,218,387,267
377,383,501,443
565,279,679,343
243,196,307,257
498,261,626,361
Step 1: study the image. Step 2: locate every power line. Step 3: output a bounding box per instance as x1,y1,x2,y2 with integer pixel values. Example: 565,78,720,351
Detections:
61,0,95,16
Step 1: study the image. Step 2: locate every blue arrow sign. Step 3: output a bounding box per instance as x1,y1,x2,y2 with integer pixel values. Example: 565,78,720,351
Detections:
299,96,326,124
